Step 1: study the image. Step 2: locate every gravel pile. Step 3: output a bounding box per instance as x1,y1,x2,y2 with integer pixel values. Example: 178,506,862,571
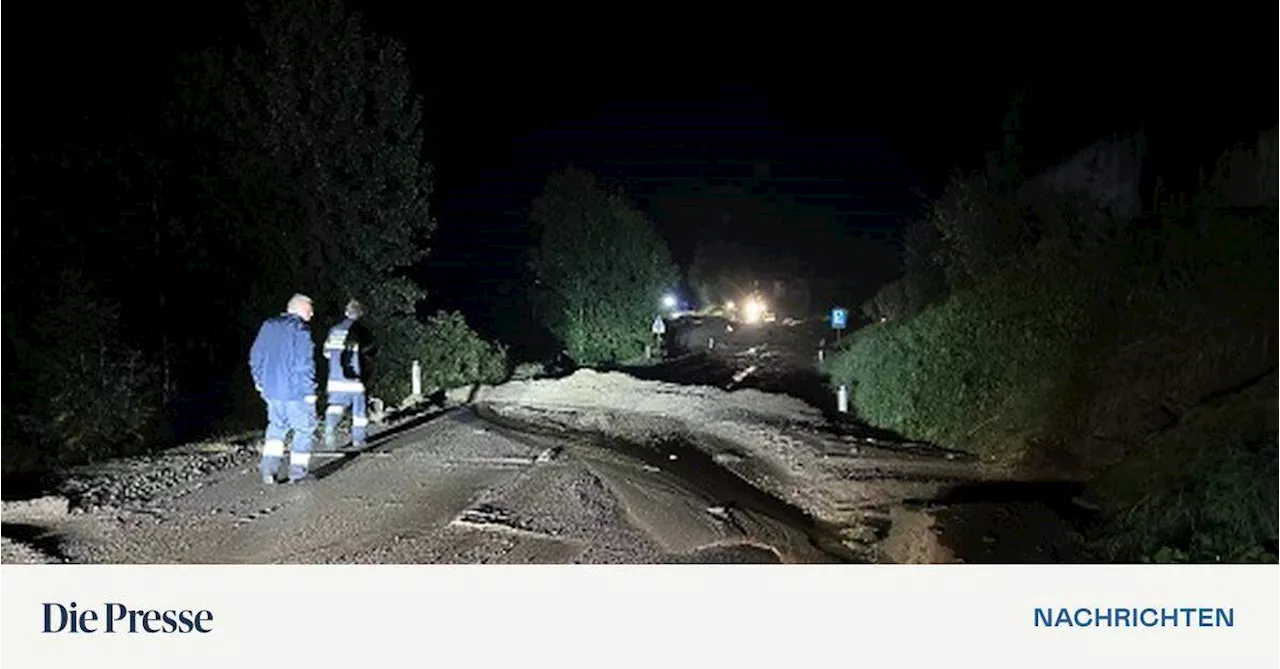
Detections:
57,444,259,513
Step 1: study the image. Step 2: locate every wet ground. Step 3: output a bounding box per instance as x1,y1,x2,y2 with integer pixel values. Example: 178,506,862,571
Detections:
604,314,1101,563
2,314,1101,564
2,404,850,564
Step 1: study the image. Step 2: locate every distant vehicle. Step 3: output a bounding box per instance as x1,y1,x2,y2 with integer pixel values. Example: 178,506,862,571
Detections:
730,292,775,325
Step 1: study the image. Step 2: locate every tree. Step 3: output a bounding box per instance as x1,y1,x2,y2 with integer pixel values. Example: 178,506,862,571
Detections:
175,0,435,400
530,167,679,364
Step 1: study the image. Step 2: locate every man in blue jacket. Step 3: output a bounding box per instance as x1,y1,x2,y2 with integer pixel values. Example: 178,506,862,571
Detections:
249,293,319,484
323,299,372,450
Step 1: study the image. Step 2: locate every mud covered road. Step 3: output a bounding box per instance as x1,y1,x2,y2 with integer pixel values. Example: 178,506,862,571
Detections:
3,406,839,564
2,315,1100,564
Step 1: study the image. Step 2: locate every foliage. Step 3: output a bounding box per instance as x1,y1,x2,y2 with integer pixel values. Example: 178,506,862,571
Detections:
174,0,435,401
2,0,445,474
3,271,160,472
1091,376,1278,564
925,170,1039,291
824,176,1277,563
827,235,1099,456
529,167,680,365
414,310,509,392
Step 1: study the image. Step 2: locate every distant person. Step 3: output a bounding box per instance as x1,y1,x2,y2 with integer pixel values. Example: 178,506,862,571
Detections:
249,293,319,484
323,299,372,450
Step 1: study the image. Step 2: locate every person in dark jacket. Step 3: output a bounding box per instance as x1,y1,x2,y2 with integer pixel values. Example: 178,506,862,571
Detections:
249,293,319,484
322,299,372,450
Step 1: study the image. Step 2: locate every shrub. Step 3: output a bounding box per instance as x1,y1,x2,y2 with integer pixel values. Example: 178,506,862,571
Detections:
3,270,160,473
529,167,679,365
416,310,508,392
1090,375,1278,563
824,235,1099,458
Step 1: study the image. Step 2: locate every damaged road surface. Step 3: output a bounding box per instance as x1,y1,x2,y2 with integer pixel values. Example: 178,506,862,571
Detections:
4,403,846,564
4,366,1095,564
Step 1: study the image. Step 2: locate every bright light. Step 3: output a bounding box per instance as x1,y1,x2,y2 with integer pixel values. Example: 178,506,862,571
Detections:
743,297,766,324
725,300,736,310
662,294,677,309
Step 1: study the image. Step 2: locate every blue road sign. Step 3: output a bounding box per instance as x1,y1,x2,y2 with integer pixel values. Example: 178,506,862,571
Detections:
831,307,848,330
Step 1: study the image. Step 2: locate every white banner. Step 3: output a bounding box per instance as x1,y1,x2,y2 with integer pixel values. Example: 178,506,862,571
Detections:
2,565,1276,668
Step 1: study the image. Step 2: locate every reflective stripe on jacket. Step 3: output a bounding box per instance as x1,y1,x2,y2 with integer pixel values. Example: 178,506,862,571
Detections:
325,317,365,393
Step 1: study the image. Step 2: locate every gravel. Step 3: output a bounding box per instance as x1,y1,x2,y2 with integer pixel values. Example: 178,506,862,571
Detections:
56,444,261,514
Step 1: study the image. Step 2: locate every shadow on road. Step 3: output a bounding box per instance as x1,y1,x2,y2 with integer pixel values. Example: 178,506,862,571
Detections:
910,480,1104,563
308,402,458,481
1,522,69,562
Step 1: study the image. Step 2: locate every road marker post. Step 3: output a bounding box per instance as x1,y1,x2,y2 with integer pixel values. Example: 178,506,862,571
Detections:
837,385,848,413
411,360,422,397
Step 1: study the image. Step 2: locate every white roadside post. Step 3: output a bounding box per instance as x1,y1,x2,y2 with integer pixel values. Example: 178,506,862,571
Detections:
411,360,422,397
651,314,666,360
837,385,849,413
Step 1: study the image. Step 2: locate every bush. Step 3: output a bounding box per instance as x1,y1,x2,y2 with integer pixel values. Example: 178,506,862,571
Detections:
529,167,679,365
825,235,1099,459
363,310,507,402
416,310,508,393
926,171,1039,291
827,200,1277,453
3,271,160,473
1090,375,1278,563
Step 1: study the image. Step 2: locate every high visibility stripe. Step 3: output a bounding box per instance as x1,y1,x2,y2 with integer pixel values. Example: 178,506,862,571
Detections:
327,379,365,392
325,330,349,348
263,439,285,457
290,452,312,467
352,417,369,427
326,405,346,415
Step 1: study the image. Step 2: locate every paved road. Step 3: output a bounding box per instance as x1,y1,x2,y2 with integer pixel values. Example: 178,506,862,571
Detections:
26,407,839,564
3,315,1098,565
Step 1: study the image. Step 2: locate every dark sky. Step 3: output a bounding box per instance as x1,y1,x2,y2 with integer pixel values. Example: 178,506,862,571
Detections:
7,1,1277,331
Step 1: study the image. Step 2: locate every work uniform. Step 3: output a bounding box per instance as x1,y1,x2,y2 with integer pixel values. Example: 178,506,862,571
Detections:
249,313,318,483
323,317,369,449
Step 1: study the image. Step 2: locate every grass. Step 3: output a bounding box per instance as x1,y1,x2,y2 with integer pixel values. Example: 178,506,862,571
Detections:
821,235,1099,462
821,205,1277,562
1089,374,1278,563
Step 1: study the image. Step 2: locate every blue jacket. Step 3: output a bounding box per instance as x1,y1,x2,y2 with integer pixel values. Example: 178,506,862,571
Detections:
249,313,316,401
323,317,366,393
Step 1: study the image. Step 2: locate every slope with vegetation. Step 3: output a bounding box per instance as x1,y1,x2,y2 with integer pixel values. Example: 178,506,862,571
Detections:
825,121,1278,563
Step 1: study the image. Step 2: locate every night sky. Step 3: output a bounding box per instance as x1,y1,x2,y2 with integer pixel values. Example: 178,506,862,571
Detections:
7,2,1276,339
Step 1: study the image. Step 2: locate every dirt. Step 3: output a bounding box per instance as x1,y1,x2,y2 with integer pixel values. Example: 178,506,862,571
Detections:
1,315,1099,564
472,314,1100,563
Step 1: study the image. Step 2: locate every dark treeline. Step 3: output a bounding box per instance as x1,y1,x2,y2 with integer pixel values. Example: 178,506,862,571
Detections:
3,0,507,477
